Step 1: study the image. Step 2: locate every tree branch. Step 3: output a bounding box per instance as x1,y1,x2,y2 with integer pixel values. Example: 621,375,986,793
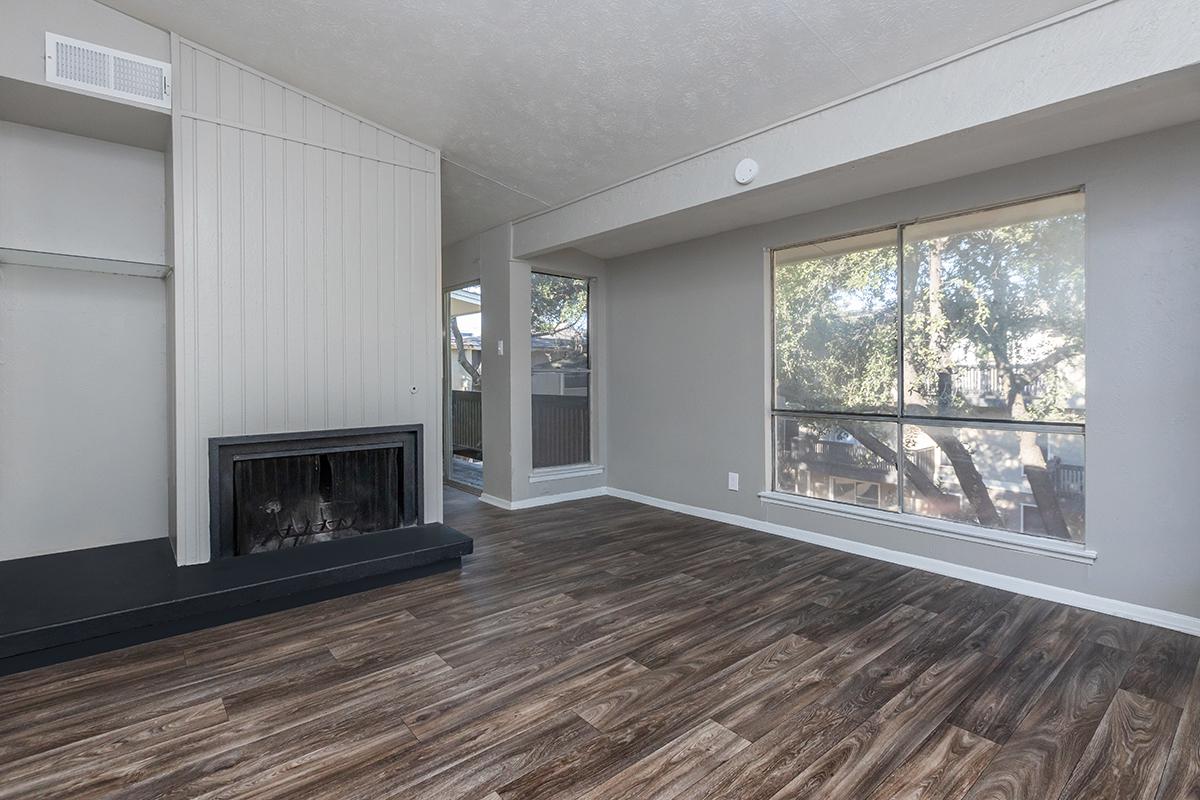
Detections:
841,421,957,514
450,317,481,388
905,379,1003,528
1016,342,1082,383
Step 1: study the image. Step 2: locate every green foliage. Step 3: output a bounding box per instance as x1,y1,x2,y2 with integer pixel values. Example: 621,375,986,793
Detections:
775,211,1085,422
532,272,588,370
774,243,898,413
903,212,1084,420
531,273,588,336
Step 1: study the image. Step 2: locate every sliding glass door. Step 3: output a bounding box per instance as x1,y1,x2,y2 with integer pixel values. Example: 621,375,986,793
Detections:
445,284,483,492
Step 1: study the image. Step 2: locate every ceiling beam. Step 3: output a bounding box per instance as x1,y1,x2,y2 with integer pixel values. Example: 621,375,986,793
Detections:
512,0,1200,259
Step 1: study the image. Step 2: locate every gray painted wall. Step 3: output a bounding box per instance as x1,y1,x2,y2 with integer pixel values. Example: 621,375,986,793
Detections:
442,229,608,503
606,121,1200,619
476,225,514,501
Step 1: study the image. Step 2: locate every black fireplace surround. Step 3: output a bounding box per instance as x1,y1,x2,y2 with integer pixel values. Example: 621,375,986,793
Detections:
209,425,422,560
1,422,472,673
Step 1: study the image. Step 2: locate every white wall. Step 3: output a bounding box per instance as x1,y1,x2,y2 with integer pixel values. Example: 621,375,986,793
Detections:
605,122,1200,621
442,235,481,290
0,0,169,89
0,265,169,560
0,120,169,561
0,0,172,152
171,40,442,564
0,120,166,263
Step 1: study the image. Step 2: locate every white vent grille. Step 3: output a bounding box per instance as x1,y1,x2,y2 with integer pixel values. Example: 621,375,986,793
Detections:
45,33,171,109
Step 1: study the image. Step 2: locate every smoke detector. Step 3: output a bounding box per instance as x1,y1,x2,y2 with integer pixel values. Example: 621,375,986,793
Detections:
734,158,759,185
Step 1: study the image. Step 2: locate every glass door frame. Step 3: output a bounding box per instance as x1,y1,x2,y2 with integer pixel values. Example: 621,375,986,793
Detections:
443,281,483,495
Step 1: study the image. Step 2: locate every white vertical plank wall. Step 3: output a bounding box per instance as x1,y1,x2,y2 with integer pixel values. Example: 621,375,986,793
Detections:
170,37,442,565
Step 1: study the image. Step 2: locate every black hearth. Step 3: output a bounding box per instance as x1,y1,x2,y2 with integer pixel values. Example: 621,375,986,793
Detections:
210,425,422,560
1,423,472,673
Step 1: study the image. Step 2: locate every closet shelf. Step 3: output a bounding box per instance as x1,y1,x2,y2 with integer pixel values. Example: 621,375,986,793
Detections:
0,247,170,279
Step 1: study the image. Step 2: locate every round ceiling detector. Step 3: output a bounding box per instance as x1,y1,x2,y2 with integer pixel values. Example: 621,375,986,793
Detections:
734,158,759,185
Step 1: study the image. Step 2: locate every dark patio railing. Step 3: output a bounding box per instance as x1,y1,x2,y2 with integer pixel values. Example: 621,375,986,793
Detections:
532,394,590,468
452,390,590,469
799,439,893,474
1052,462,1085,495
451,390,482,459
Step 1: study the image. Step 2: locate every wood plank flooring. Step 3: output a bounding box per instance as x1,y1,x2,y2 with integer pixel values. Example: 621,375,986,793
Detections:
1,487,1196,799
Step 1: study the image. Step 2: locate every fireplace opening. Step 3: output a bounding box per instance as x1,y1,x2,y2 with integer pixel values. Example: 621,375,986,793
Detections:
210,426,421,560
234,447,405,554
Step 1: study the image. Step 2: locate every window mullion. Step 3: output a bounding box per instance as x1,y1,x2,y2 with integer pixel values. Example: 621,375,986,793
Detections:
895,225,906,514
769,191,1085,542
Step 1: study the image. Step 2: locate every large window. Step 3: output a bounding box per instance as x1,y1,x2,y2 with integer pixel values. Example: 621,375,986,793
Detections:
772,192,1085,542
531,272,591,468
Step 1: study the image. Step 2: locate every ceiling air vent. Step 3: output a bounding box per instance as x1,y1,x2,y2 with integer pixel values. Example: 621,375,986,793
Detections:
45,33,171,109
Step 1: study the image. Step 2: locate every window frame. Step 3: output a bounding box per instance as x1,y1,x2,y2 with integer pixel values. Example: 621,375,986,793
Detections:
767,189,1090,559
530,269,594,470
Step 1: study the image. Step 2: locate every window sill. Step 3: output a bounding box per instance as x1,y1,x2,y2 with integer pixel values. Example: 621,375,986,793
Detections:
529,464,606,483
757,490,1097,564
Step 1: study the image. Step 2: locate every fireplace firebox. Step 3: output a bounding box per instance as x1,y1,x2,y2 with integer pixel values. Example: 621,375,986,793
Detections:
209,426,422,560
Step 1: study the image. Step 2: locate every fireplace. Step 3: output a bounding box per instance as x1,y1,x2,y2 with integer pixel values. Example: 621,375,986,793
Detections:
209,426,422,560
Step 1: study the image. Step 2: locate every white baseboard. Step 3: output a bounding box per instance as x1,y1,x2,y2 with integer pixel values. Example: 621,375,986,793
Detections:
477,493,512,510
472,483,1200,636
479,487,608,511
603,487,1200,637
529,464,606,483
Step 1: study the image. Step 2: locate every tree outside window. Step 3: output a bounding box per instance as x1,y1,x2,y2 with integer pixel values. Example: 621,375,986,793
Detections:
773,192,1085,542
531,273,591,468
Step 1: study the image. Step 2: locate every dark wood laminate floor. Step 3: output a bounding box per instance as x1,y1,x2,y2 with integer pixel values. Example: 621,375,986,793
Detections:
2,487,1197,799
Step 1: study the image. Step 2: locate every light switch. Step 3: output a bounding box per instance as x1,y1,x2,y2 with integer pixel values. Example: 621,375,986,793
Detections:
728,472,739,491
497,339,505,356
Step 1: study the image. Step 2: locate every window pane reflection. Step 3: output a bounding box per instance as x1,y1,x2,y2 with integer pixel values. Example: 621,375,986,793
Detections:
774,415,899,512
902,423,1084,542
902,193,1085,423
774,228,899,415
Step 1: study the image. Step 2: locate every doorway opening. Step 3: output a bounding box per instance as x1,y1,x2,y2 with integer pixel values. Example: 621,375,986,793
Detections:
445,284,483,493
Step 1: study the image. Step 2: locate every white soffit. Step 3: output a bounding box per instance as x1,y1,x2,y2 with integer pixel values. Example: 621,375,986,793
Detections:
441,159,549,246
512,0,1200,259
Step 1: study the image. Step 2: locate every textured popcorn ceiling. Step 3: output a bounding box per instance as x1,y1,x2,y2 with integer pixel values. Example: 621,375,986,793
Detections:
100,0,1094,244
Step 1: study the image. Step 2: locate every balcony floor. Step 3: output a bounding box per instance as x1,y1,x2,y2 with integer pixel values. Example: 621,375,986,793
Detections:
449,455,483,491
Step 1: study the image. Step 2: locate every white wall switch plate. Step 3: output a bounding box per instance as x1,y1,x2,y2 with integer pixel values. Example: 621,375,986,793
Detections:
497,339,505,356
728,472,739,491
